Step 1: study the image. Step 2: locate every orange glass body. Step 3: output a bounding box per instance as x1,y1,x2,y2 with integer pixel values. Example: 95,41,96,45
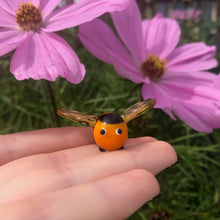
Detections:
93,119,128,151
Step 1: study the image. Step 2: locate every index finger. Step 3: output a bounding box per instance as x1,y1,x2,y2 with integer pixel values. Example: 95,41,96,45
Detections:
0,127,94,165
0,127,157,166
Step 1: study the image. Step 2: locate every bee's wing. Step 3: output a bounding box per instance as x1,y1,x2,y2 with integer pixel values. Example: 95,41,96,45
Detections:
121,98,156,123
57,109,97,127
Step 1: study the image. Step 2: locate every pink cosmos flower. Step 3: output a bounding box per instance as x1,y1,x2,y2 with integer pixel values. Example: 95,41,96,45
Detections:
0,0,129,83
170,9,202,21
78,0,220,132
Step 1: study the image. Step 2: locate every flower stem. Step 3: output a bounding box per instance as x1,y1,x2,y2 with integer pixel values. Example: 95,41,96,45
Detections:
45,80,61,127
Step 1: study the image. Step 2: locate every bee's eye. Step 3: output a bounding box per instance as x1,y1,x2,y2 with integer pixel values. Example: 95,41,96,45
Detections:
100,128,106,136
116,128,122,135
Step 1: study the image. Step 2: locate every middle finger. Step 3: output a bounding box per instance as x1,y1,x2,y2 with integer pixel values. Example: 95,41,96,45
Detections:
0,140,177,204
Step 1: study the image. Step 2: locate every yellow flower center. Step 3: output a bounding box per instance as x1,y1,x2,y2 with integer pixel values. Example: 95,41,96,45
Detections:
15,2,42,31
140,54,167,81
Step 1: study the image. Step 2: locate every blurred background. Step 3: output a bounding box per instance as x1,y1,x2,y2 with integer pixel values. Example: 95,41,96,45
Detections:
0,0,220,219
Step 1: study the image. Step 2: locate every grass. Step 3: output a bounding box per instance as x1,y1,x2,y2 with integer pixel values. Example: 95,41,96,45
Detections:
1,38,220,220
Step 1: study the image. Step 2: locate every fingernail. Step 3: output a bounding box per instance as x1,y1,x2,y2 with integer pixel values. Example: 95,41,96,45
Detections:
170,160,179,168
152,192,162,200
162,160,179,173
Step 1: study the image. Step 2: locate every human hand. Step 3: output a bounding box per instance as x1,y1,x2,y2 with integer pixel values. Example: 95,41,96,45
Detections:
0,127,177,220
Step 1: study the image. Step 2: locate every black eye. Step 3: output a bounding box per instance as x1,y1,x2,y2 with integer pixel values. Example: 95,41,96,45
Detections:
100,128,106,136
116,128,122,135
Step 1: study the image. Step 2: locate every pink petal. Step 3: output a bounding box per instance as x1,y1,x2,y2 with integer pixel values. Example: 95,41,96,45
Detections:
0,0,58,28
142,71,220,132
173,102,220,132
28,0,40,6
1,0,52,28
141,81,173,109
141,19,150,41
163,70,216,87
11,31,85,84
0,28,27,56
160,71,220,108
0,0,19,14
214,74,220,89
166,43,217,72
42,0,129,32
0,7,17,28
112,61,144,84
39,0,62,18
111,0,145,63
1,0,41,14
78,18,143,83
144,14,181,59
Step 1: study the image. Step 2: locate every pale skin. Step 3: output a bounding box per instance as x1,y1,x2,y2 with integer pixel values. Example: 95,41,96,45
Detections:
0,127,177,220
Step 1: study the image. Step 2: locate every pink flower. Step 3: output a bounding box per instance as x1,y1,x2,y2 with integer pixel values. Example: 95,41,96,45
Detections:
170,9,202,21
78,0,220,132
0,0,129,83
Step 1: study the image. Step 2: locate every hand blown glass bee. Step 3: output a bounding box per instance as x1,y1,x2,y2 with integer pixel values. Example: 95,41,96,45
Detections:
57,98,156,152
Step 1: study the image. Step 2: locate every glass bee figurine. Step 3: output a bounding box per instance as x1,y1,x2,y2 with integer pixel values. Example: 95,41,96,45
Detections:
57,98,156,152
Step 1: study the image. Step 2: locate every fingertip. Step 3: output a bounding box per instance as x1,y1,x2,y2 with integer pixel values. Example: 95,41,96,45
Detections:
156,141,178,167
96,169,160,219
128,169,160,199
125,140,177,175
